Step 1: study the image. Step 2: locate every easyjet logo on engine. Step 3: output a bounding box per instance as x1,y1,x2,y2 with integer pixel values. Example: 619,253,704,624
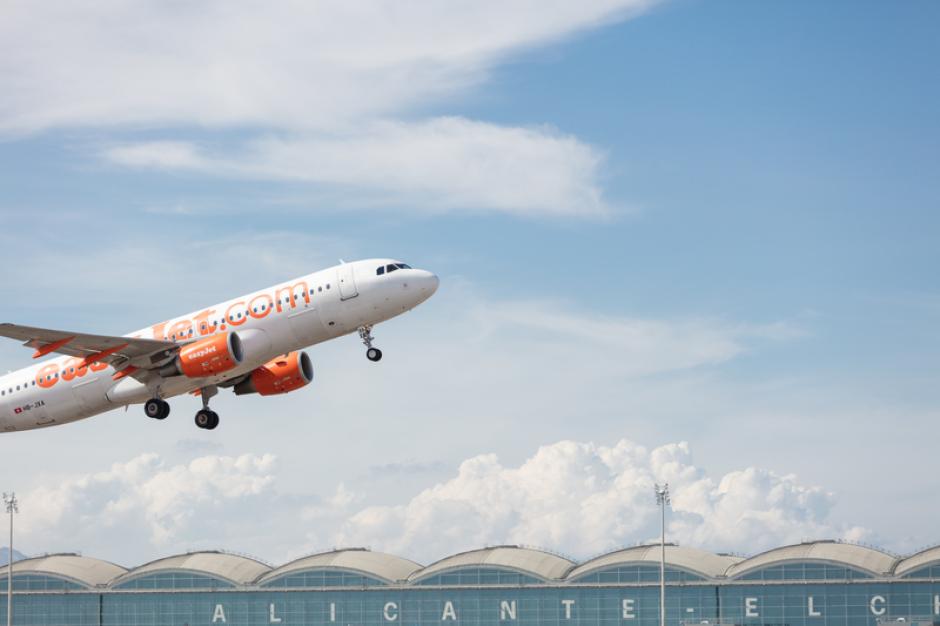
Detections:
185,345,218,361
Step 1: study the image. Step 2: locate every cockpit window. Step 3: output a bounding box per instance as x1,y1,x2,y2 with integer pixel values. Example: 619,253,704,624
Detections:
379,263,412,275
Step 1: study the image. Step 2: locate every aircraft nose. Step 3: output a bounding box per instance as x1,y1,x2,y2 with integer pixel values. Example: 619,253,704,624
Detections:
418,270,440,297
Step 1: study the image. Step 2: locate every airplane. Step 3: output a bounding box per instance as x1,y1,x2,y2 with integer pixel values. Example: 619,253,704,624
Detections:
0,259,438,433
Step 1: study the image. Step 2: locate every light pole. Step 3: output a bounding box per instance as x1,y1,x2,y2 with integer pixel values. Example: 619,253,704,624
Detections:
655,483,670,626
3,492,17,626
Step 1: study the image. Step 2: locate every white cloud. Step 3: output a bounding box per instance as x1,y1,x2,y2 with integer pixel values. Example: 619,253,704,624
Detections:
425,291,801,386
336,439,869,562
104,118,608,216
1,1,651,217
18,453,279,561
11,439,868,567
107,142,205,171
0,1,655,133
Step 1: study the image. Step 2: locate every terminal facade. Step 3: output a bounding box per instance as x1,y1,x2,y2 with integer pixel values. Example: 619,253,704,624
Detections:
3,540,940,626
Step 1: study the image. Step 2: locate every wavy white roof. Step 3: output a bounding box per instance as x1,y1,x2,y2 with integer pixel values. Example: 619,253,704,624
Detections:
894,546,940,577
567,544,742,580
725,541,897,578
7,554,126,588
112,551,271,586
410,546,574,582
257,548,421,585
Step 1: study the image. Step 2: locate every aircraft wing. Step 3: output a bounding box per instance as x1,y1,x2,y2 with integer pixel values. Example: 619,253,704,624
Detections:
0,323,178,372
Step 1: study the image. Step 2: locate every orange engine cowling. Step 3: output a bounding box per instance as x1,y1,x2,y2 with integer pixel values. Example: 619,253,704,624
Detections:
234,351,313,396
161,332,244,378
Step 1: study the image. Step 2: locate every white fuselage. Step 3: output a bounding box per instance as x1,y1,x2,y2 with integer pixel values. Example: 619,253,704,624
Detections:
0,259,438,433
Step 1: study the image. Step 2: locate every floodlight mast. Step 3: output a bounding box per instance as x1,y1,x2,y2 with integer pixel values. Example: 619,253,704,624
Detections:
3,492,17,626
655,483,671,626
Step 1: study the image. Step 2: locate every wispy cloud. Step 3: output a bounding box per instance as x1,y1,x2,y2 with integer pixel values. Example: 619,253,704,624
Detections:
0,1,656,218
0,1,657,133
103,119,609,217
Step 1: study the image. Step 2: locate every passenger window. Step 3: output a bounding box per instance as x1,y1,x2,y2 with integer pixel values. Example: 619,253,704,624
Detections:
377,266,385,275
326,284,330,289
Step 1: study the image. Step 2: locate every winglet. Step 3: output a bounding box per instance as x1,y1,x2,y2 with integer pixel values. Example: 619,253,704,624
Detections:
32,336,76,359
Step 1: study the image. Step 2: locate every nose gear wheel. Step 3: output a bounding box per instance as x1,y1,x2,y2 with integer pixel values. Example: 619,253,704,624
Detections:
358,326,383,362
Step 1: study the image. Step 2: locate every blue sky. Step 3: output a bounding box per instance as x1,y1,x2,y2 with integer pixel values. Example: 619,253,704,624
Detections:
0,0,938,566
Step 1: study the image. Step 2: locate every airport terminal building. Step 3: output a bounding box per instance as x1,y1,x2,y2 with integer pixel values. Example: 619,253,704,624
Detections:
3,540,940,626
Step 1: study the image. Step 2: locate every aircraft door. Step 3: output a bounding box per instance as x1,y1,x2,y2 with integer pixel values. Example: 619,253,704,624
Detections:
337,264,358,300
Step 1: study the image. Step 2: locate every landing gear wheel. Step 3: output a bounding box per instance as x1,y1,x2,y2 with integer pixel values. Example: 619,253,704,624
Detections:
195,409,217,430
359,326,382,362
145,398,170,420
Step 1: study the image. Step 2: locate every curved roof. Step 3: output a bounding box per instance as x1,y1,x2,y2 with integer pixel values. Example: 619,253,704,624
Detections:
410,546,575,582
567,544,742,581
111,551,271,586
6,554,126,588
725,541,897,578
894,546,940,577
257,548,421,585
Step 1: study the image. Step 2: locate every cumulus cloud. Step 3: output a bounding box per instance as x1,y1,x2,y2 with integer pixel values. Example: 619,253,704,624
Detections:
104,118,608,216
12,439,868,566
18,453,280,563
336,439,869,562
0,1,655,132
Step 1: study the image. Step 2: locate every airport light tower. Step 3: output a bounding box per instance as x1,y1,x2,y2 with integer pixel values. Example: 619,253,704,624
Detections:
655,483,670,626
3,492,17,626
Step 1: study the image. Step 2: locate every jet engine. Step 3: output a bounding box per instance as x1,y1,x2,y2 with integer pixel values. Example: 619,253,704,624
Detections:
234,351,313,396
159,332,244,378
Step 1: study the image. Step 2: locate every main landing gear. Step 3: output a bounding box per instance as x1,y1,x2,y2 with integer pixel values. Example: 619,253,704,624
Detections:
144,398,170,420
194,385,220,431
359,325,383,362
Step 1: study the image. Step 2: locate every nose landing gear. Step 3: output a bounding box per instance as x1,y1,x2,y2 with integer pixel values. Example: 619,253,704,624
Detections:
194,385,220,430
359,325,383,362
